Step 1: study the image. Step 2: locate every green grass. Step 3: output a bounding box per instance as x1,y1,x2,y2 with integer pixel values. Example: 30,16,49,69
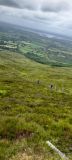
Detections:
0,49,72,160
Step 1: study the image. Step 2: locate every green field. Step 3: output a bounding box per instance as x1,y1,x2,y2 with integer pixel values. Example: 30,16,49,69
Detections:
0,25,72,160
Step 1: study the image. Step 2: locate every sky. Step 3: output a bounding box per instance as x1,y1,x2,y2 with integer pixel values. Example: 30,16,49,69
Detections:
0,0,72,36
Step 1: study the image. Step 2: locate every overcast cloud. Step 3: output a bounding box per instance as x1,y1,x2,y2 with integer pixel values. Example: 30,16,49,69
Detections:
0,0,72,36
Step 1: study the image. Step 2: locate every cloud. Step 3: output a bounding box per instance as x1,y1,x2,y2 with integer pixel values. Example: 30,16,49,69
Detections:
0,0,70,12
0,0,20,8
0,0,72,36
0,0,41,10
41,0,69,13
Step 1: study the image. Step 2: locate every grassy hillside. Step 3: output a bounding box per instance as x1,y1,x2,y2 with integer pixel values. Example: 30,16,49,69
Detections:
0,24,72,159
0,49,72,160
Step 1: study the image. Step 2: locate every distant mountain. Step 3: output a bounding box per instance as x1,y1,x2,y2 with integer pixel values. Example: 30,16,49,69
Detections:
0,21,72,41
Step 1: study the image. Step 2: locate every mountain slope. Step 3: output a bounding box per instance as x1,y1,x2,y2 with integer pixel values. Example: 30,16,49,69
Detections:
0,50,72,160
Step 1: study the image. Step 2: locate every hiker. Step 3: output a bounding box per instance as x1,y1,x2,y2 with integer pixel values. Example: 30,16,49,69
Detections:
37,80,40,84
50,84,53,89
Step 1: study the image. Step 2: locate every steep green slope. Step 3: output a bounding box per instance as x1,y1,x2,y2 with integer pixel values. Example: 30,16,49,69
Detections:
0,50,72,160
